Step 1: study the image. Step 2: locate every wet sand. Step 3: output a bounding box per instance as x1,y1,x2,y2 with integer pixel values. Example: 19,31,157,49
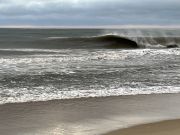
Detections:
105,119,180,135
1,94,180,135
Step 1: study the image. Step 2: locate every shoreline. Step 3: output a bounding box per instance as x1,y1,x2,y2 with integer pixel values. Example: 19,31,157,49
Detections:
0,92,178,106
104,119,180,135
1,93,180,135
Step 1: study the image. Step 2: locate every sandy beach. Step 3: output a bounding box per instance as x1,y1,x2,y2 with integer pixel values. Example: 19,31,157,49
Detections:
1,94,180,135
0,0,180,134
105,119,180,135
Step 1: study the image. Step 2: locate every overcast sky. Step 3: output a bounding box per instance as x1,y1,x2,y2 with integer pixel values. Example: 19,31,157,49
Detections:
0,0,180,27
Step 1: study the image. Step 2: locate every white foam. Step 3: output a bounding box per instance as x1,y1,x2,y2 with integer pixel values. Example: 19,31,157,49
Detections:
0,48,179,76
0,86,180,104
0,48,180,104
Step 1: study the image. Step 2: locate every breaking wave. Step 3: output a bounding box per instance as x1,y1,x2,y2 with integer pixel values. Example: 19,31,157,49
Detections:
45,34,180,49
1,34,179,49
45,34,139,49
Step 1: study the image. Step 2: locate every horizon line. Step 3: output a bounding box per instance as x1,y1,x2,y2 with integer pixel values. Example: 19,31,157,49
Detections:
1,25,180,29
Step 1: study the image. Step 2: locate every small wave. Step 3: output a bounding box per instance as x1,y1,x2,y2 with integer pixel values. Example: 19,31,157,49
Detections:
46,36,70,39
0,48,72,56
0,86,180,105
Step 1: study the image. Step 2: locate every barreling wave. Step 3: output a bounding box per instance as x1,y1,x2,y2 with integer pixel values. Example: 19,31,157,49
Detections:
44,34,139,49
30,34,180,49
0,34,179,49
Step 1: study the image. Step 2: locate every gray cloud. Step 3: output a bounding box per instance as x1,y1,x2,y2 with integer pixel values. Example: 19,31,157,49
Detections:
0,0,180,26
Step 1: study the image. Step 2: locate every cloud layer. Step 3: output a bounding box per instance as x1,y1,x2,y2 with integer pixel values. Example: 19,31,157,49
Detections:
0,0,180,26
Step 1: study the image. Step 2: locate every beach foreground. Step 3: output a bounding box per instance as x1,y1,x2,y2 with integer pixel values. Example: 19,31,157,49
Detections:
1,94,180,135
105,119,180,135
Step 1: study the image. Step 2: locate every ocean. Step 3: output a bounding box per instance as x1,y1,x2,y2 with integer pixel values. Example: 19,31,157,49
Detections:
0,28,180,104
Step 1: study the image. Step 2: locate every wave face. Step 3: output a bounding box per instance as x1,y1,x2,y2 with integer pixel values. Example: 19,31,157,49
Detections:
0,28,180,104
45,35,139,49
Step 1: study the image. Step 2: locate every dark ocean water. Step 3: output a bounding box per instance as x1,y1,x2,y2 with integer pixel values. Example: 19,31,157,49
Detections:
0,28,180,104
